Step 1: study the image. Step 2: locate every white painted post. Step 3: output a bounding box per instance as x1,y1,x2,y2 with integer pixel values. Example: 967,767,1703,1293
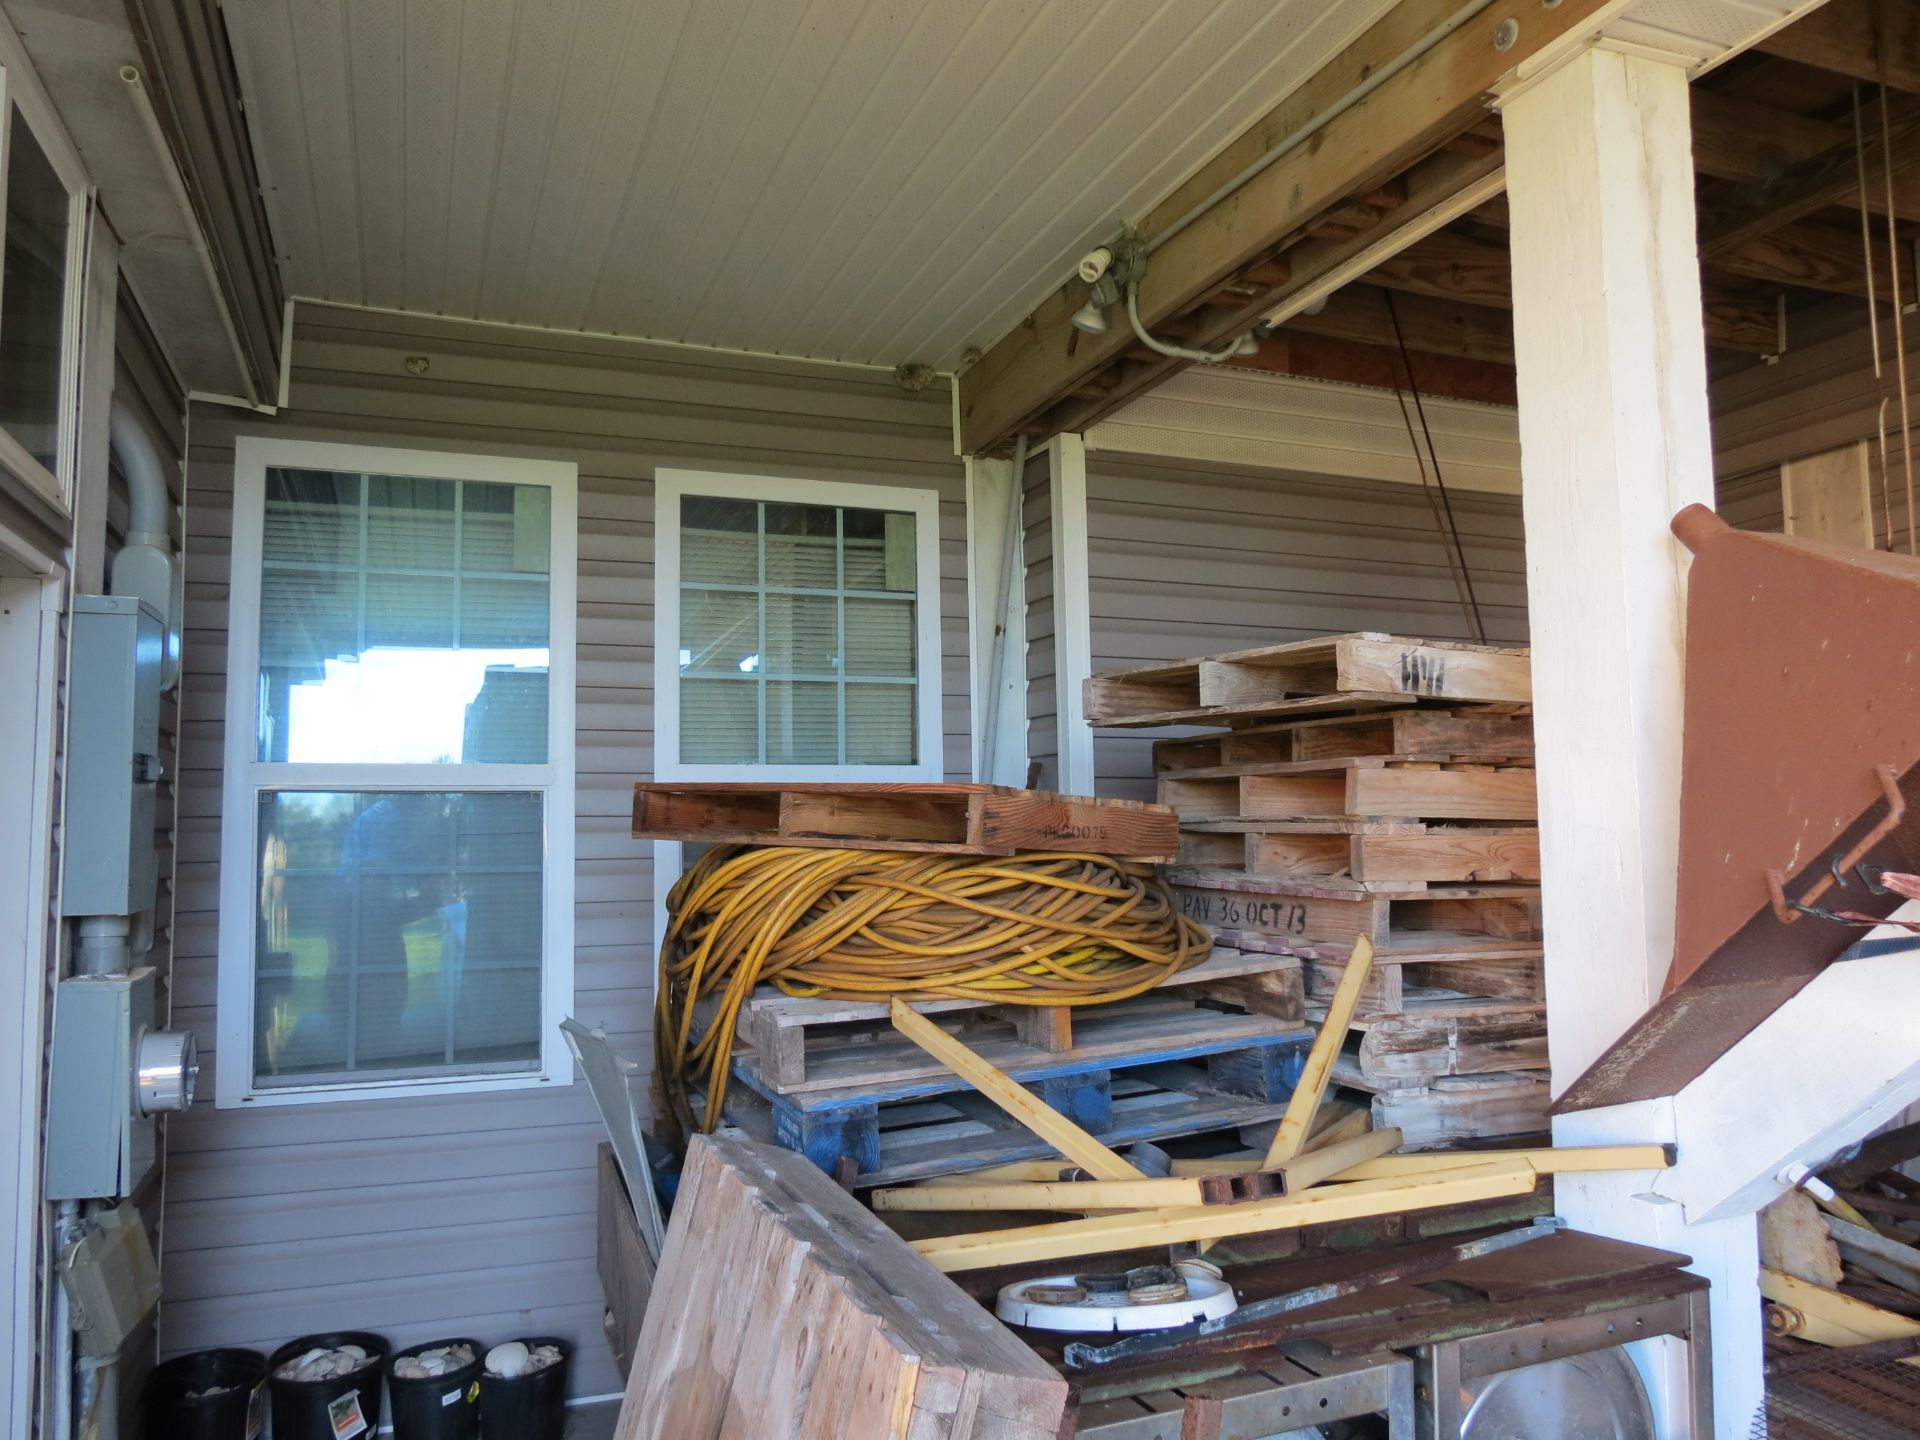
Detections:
965,454,1028,784
1047,434,1096,795
1503,46,1759,1438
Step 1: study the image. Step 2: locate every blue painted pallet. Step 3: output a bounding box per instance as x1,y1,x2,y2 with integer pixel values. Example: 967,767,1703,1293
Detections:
718,1005,1312,1184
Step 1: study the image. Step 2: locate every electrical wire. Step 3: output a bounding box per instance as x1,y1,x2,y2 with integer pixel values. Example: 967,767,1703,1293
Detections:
1125,281,1251,363
654,845,1212,1134
1853,84,1896,549
1878,78,1918,554
1381,290,1488,643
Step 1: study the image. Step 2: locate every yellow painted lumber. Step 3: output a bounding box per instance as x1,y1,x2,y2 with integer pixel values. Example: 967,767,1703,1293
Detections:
1265,934,1375,1167
888,997,1144,1182
874,1177,1207,1212
910,1159,1537,1273
1760,1268,1920,1362
1340,1144,1672,1180
1275,1127,1403,1194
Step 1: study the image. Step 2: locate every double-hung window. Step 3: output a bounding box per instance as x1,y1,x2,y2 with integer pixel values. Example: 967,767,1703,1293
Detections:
217,439,576,1106
654,470,943,781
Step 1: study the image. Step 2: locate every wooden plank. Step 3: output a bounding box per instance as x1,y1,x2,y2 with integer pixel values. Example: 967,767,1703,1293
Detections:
1278,283,1515,365
871,1177,1208,1213
1226,331,1519,407
1698,104,1920,255
1782,442,1874,550
1275,1126,1404,1195
1267,935,1376,1166
1351,828,1539,882
1370,1073,1550,1148
619,1135,1067,1438
1761,1267,1920,1355
1344,766,1536,821
887,998,1145,1181
908,1160,1538,1272
1196,637,1530,710
1753,0,1920,97
597,1144,654,1382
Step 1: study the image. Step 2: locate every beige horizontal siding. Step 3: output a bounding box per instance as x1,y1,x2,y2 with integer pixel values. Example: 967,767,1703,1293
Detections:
165,303,967,1398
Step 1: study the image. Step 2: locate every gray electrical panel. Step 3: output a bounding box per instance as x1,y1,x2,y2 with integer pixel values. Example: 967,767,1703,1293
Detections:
62,595,163,918
45,969,159,1200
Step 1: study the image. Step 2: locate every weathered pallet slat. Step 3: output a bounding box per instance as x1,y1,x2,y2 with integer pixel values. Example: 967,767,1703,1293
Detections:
631,781,1178,859
1171,870,1541,954
1177,825,1540,886
1152,708,1534,773
1301,950,1545,1013
1086,633,1531,728
1160,763,1537,823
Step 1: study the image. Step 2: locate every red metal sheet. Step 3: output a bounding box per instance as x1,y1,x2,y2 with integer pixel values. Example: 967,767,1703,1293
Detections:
1558,507,1920,1112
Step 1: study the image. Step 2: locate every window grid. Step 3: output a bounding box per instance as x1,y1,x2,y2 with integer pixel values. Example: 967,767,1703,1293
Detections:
680,497,916,769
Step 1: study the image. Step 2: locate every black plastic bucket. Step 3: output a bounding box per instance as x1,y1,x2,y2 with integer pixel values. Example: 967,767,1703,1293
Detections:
387,1337,484,1440
145,1348,267,1440
478,1336,572,1440
266,1331,387,1440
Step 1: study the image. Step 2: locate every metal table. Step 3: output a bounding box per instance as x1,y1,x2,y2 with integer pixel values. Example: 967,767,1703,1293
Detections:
1076,1341,1415,1438
1413,1287,1713,1439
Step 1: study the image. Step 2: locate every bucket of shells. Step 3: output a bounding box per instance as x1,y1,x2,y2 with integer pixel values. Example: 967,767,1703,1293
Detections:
386,1338,484,1439
477,1336,571,1440
266,1332,388,1440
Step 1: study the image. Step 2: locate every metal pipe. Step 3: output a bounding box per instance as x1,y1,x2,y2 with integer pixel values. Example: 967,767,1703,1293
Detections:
73,916,130,979
979,434,1030,782
107,393,180,692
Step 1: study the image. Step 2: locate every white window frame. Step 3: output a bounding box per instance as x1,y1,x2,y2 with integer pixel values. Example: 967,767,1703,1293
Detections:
0,13,93,516
216,437,577,1107
653,468,944,784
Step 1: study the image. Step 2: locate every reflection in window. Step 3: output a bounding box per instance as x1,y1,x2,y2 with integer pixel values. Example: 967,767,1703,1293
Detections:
258,469,552,764
678,495,917,766
0,113,70,472
253,791,544,1087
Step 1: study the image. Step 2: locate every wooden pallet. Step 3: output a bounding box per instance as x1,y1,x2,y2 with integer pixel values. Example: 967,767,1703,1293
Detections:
731,995,1311,1106
1358,1071,1551,1149
1159,759,1537,824
1171,869,1541,956
631,782,1178,859
1312,997,1549,1083
719,1058,1313,1187
1153,708,1534,773
1177,822,1540,886
727,947,1304,1088
1300,948,1543,1012
1085,633,1531,728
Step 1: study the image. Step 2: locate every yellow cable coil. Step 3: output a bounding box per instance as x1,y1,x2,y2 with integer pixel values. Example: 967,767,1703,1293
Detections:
654,844,1212,1134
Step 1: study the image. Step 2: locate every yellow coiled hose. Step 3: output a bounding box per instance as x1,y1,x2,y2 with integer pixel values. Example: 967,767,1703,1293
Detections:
654,845,1211,1134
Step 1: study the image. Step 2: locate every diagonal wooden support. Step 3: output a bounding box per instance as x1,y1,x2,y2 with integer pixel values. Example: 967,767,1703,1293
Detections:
888,998,1145,1181
1265,934,1376,1168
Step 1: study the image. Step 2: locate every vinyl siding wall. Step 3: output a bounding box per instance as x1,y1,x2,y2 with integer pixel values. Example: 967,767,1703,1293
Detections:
163,304,967,1399
1082,455,1530,802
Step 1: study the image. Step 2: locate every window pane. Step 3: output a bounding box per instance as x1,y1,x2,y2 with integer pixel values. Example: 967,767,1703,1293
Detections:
675,491,923,767
843,598,914,677
258,469,552,764
764,592,836,675
764,503,838,589
681,497,757,583
766,681,837,764
680,589,757,674
680,678,757,763
253,791,543,1089
0,114,68,474
847,685,915,764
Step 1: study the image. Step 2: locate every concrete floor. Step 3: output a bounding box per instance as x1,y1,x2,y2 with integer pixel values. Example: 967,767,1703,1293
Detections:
564,1399,620,1438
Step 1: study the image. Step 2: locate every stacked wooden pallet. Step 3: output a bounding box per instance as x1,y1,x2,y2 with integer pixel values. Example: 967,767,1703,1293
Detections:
1087,632,1550,1147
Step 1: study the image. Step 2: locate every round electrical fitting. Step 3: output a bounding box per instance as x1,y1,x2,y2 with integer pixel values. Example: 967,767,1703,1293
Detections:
1493,18,1520,50
135,1028,200,1116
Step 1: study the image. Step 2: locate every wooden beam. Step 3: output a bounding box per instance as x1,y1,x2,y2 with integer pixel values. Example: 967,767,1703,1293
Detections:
887,998,1145,1182
955,0,1634,452
1760,1267,1920,1350
1281,283,1513,365
1368,231,1779,353
1711,219,1918,300
1691,88,1920,221
1754,0,1920,98
1698,104,1920,256
909,1160,1538,1272
1265,934,1376,1167
873,1177,1207,1212
1226,334,1518,407
924,1142,1671,1186
1273,1126,1404,1195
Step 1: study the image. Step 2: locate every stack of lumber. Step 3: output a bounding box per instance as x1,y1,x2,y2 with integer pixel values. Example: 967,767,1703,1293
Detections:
614,1133,1068,1439
1086,633,1549,1146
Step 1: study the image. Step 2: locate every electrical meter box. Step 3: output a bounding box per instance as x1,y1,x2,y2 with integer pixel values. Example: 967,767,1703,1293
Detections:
62,595,164,918
45,969,159,1200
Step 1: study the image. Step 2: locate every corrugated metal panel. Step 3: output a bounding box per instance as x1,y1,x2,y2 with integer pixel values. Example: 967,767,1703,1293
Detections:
166,302,967,1399
1082,454,1529,802
218,0,1399,368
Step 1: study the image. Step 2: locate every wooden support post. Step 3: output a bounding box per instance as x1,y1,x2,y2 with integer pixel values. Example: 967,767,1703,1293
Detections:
1503,46,1757,1438
888,998,1144,1181
1265,934,1375,1167
967,452,1029,784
